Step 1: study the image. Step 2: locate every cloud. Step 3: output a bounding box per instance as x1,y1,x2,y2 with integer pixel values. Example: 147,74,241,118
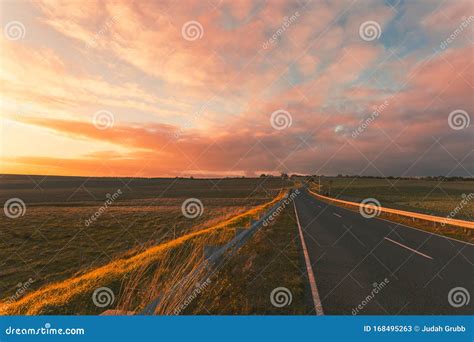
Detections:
1,0,472,177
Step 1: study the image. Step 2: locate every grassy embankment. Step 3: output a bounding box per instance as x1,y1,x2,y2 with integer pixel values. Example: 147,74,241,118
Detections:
184,200,310,315
309,179,473,242
317,177,473,220
0,176,290,299
0,192,286,315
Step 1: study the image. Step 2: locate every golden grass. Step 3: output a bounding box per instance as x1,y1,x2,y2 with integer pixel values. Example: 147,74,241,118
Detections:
185,203,309,314
0,192,285,315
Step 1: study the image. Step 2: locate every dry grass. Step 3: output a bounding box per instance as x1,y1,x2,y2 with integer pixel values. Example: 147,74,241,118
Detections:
182,201,310,315
308,185,473,243
316,177,473,220
0,203,254,299
0,176,291,299
0,192,284,315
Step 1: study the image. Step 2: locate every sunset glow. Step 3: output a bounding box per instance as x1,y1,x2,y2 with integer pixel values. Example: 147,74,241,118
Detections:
1,0,472,177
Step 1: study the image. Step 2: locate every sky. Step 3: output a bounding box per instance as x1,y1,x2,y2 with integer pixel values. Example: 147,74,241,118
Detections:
0,0,473,178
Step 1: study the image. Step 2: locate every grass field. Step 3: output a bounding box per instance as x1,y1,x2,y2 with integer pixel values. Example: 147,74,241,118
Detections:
185,203,309,315
318,177,473,221
1,174,471,315
0,175,291,305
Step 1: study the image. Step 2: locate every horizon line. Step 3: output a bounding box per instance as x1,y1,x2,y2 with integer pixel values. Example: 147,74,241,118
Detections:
1,173,473,180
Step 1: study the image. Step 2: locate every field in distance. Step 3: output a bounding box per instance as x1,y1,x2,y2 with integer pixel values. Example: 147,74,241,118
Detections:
317,176,473,221
0,174,291,300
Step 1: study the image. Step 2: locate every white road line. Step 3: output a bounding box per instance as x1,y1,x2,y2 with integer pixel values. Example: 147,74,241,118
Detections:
293,200,324,315
307,191,474,247
333,213,342,218
384,237,433,260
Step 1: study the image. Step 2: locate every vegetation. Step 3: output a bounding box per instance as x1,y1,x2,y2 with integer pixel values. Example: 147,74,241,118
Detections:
185,203,310,314
0,192,286,315
315,176,473,221
0,175,292,304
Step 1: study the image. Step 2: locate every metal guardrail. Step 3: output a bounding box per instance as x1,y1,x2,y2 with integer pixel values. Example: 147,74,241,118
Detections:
140,194,288,315
308,190,474,229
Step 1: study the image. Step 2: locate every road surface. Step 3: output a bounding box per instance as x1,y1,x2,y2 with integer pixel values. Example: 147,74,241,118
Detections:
293,189,474,315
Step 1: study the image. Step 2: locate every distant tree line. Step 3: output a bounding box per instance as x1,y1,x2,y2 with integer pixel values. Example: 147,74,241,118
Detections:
299,175,473,181
178,174,472,181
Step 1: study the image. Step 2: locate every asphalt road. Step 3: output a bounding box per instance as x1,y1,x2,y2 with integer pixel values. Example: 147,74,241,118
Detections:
293,189,474,315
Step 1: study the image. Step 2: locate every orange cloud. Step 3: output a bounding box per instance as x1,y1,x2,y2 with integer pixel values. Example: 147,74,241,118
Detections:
1,0,472,178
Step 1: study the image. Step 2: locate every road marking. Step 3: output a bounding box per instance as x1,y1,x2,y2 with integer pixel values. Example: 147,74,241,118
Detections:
383,237,433,260
306,190,474,247
378,216,474,247
308,189,474,229
293,200,324,315
333,213,342,218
